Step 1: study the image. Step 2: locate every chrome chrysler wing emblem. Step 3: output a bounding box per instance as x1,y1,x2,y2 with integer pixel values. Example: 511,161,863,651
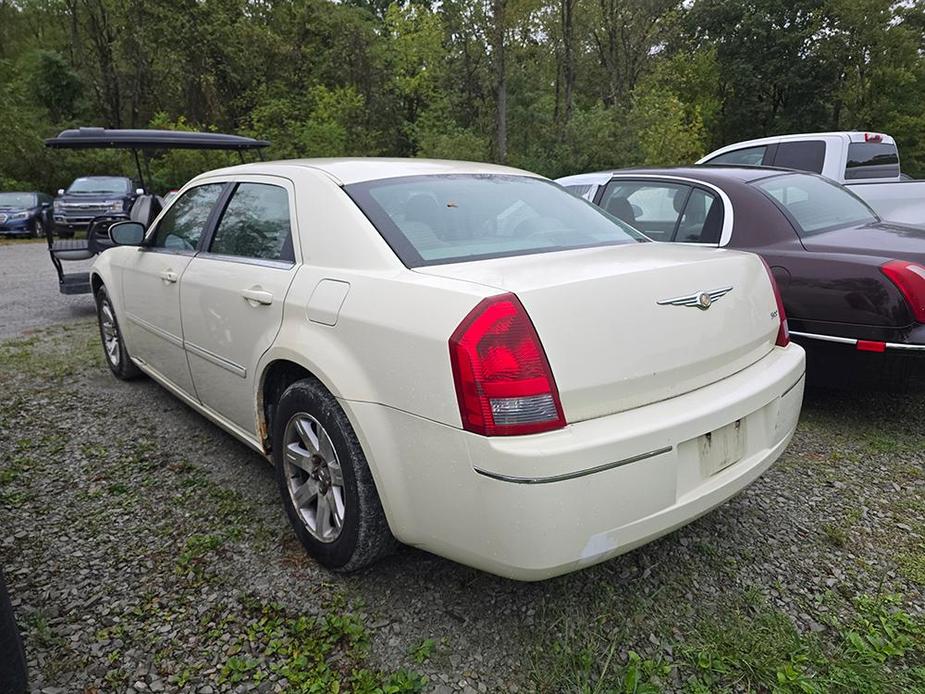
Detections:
657,286,733,311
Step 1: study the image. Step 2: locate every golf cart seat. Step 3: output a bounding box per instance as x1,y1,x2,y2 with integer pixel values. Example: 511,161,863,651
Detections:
43,127,269,294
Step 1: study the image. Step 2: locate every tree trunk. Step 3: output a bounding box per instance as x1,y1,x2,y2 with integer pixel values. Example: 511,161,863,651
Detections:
490,0,507,163
561,0,575,124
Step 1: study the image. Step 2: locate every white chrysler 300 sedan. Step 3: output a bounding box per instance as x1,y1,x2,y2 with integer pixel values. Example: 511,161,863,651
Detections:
91,159,806,580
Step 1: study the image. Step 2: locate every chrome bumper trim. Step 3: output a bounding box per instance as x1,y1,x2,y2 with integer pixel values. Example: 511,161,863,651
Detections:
473,446,674,485
790,331,925,352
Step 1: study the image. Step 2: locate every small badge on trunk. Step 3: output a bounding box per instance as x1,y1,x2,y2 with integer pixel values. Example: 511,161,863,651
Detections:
657,286,733,311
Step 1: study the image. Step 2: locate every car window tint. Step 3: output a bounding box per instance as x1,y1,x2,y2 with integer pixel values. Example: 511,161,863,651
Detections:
676,189,724,244
845,142,900,180
210,183,294,262
706,146,767,167
773,141,826,174
346,175,646,267
753,173,877,236
152,184,223,251
598,181,690,241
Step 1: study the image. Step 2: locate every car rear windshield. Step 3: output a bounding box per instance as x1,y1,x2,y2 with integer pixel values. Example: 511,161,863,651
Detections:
345,174,647,267
752,173,877,236
67,177,130,194
845,142,900,180
0,193,35,207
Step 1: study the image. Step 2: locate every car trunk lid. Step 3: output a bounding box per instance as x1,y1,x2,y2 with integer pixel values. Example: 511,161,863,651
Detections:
416,244,781,422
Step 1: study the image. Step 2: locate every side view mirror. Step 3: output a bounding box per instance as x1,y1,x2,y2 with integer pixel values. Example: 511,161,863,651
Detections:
135,188,145,196
57,189,64,196
109,221,145,246
42,202,51,209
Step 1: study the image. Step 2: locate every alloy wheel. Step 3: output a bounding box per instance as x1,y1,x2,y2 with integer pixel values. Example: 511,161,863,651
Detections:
99,299,121,367
282,413,346,543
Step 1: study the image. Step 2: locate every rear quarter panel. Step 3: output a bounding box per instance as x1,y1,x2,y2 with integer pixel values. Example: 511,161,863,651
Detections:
723,184,915,336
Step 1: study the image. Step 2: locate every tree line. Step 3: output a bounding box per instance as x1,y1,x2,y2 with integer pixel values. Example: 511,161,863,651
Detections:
1,0,924,194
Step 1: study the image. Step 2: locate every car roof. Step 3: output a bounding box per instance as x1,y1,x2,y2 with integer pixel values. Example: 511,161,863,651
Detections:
197,158,543,186
557,165,795,188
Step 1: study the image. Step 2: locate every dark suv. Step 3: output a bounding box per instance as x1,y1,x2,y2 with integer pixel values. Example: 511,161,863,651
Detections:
53,176,140,238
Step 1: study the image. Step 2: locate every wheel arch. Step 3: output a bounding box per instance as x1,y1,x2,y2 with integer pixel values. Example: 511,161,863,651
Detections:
90,271,104,296
256,354,348,454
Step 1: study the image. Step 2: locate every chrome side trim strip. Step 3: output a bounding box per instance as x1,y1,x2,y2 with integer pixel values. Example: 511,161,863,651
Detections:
185,341,247,378
196,252,295,270
127,313,183,348
886,342,925,351
790,330,925,352
473,446,673,485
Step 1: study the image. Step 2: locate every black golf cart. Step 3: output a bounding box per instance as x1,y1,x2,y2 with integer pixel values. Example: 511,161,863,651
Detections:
43,127,269,295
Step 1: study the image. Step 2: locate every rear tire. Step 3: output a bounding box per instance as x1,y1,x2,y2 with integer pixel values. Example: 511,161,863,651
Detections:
273,378,395,572
95,285,142,380
0,570,27,694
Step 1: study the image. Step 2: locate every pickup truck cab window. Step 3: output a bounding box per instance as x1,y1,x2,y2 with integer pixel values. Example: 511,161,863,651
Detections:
845,142,900,180
707,145,767,167
151,184,223,250
773,141,825,174
209,183,294,262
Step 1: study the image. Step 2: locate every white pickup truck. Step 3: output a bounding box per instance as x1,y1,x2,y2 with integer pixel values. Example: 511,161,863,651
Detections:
698,132,925,226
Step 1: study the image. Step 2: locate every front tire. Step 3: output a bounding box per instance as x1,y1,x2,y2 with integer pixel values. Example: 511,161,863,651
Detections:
273,378,395,572
33,219,45,239
95,286,142,380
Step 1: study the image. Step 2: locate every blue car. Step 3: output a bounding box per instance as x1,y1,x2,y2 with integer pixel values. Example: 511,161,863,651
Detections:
0,192,54,238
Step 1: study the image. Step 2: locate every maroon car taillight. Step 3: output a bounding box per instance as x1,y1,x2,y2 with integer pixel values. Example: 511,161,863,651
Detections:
449,293,565,436
760,259,790,347
881,260,925,324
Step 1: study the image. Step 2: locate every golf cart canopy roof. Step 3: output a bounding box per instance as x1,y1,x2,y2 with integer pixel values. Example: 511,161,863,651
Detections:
45,127,270,151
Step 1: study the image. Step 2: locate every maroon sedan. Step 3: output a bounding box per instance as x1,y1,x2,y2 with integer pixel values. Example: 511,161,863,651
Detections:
557,166,925,389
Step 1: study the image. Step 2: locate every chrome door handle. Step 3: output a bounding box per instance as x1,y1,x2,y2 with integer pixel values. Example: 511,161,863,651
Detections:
159,269,179,283
242,288,273,306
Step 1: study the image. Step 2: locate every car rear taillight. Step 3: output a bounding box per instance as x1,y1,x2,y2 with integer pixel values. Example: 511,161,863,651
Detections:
760,258,789,347
881,260,925,323
449,293,565,436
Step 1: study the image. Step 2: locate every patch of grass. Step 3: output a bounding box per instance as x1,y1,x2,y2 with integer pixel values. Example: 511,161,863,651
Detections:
822,522,849,548
410,637,436,664
897,548,925,585
176,533,225,572
531,591,925,693
214,598,426,692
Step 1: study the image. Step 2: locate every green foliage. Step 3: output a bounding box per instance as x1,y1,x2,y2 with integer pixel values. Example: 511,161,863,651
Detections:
213,599,426,693
1,0,924,189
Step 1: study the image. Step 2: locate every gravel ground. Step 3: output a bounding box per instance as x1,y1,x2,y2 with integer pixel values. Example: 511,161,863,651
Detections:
0,241,95,340
0,272,923,691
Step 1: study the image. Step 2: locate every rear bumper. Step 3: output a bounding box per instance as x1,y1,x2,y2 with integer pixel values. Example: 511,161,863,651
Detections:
792,332,925,391
345,343,806,580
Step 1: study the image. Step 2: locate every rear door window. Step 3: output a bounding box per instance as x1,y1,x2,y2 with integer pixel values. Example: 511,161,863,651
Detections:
598,181,690,241
209,183,294,262
676,188,724,244
772,141,826,174
705,145,768,167
845,143,900,180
